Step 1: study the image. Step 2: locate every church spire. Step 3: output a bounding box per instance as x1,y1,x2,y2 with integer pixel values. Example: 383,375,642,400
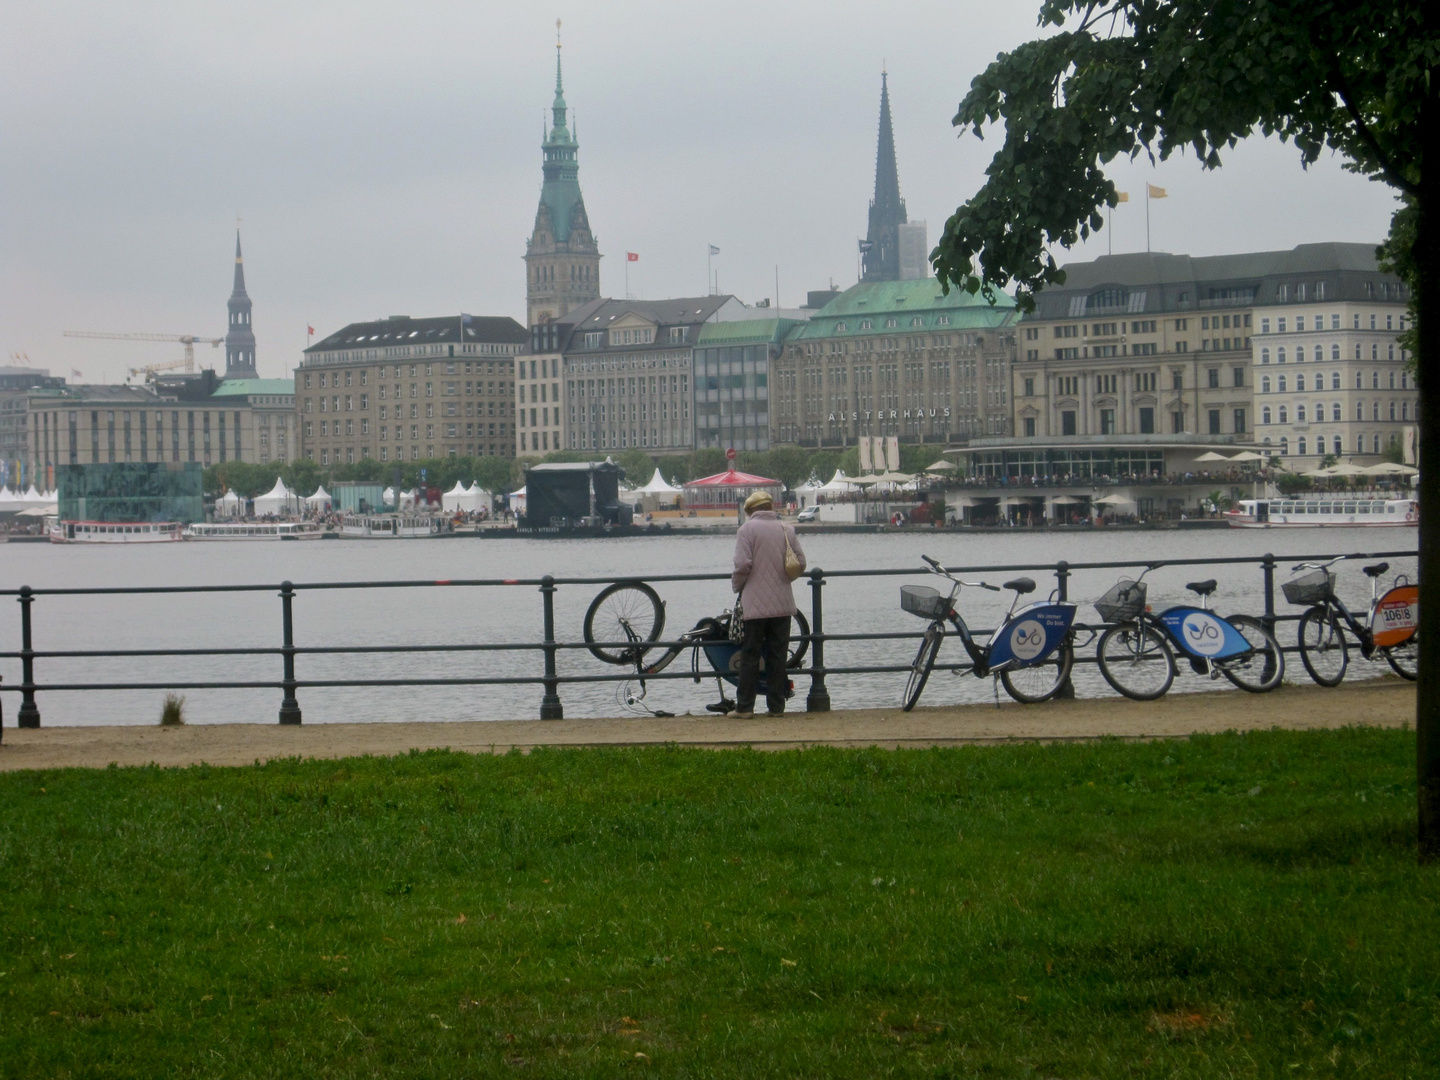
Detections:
525,20,601,329
224,229,257,379
863,70,908,282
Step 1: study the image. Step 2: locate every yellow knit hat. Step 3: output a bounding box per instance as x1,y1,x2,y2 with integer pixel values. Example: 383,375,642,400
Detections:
743,490,774,513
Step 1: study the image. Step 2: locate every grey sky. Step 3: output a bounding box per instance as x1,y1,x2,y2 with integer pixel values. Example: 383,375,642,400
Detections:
2,1,1400,382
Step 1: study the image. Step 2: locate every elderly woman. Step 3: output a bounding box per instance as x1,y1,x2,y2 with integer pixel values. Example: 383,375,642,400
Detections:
730,490,806,718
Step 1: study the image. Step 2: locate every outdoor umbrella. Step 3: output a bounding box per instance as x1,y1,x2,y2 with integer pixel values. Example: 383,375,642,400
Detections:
1095,493,1136,506
924,460,957,472
1359,462,1418,476
1327,462,1368,476
1229,451,1266,461
1194,451,1232,462
1050,495,1083,505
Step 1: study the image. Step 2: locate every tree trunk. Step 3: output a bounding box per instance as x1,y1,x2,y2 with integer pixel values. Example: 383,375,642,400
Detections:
1418,67,1439,863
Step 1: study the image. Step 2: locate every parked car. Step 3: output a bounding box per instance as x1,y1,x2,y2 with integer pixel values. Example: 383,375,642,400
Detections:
797,505,820,523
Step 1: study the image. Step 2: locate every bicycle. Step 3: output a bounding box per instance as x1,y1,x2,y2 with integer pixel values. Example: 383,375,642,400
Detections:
583,580,809,714
900,554,1076,711
1284,556,1418,686
1094,564,1285,699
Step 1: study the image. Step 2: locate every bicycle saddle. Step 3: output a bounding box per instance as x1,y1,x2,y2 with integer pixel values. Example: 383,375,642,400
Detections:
1363,562,1390,578
1186,579,1217,596
1003,577,1036,595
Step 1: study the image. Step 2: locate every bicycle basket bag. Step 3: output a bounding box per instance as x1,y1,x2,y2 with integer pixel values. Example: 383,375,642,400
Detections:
1095,579,1146,622
901,585,950,620
1282,569,1334,606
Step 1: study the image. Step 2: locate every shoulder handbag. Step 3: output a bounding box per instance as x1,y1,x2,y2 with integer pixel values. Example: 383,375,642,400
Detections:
783,527,803,581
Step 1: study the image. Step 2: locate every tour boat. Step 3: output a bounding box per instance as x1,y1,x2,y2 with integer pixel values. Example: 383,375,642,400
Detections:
340,513,441,538
1225,497,1418,528
50,520,184,544
184,521,324,541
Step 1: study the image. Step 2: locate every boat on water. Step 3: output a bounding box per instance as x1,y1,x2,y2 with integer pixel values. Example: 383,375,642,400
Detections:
185,521,324,541
1225,497,1417,528
340,513,442,538
50,520,184,544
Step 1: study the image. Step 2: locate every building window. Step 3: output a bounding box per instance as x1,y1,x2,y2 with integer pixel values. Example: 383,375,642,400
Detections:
1138,407,1154,434
1171,411,1184,434
1233,367,1245,388
1262,406,1271,425
1061,410,1077,436
1023,416,1036,437
1099,409,1115,435
1234,409,1246,434
1207,369,1220,389
1298,436,1307,456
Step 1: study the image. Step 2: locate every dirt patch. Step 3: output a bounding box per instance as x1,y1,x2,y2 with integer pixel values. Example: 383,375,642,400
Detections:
0,678,1413,772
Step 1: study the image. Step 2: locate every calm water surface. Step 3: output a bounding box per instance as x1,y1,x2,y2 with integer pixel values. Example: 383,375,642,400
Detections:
0,527,1417,726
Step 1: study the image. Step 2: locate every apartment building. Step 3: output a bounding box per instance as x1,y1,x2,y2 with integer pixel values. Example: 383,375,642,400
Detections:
298,314,526,465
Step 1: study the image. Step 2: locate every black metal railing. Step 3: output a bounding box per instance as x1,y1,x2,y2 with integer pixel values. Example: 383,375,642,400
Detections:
0,548,1418,734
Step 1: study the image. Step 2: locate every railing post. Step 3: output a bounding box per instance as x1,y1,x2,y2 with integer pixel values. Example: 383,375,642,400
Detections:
17,586,40,728
539,576,563,720
1054,560,1075,700
806,567,830,712
1261,553,1277,633
278,581,302,725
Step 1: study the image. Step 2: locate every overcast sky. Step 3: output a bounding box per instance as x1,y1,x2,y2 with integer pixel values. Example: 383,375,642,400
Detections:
1,0,1402,383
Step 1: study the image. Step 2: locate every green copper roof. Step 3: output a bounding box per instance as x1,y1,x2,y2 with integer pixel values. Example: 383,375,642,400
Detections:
211,379,295,398
789,278,1016,340
696,318,804,346
539,37,585,243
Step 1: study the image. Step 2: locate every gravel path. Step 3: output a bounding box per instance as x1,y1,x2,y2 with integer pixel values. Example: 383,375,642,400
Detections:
0,678,1411,772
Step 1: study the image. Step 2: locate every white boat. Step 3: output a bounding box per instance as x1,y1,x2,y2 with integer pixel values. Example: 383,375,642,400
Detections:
51,520,184,544
185,521,324,541
340,513,441,538
1226,497,1418,528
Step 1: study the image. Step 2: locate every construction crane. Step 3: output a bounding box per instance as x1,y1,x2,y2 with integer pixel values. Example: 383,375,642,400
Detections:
63,331,224,373
124,358,194,382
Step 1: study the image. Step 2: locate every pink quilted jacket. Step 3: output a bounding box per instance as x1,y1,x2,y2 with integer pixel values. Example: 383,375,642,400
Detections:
731,511,807,620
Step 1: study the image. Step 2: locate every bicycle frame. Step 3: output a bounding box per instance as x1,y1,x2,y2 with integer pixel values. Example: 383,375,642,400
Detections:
917,556,1073,677
1291,555,1414,658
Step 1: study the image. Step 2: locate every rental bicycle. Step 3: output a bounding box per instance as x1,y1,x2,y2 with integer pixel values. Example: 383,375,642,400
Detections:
1284,556,1417,685
900,554,1076,710
583,580,809,714
1093,564,1284,699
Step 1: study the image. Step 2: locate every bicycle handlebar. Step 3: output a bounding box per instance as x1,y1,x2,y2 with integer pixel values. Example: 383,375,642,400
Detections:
1292,554,1348,572
921,555,999,591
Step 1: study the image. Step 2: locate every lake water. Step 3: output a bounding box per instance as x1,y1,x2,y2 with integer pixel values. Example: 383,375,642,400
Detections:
0,527,1418,726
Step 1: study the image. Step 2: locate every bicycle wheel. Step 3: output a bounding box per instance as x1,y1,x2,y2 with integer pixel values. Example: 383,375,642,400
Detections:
1096,621,1176,701
584,581,665,664
902,622,943,711
787,610,811,669
1219,614,1284,692
1382,629,1418,681
1297,606,1348,687
1000,635,1074,704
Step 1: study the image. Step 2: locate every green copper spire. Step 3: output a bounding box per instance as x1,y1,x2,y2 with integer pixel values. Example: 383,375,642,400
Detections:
540,17,582,241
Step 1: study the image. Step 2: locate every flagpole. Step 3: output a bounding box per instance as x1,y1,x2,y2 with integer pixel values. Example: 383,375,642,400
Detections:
1146,186,1151,253
707,248,712,296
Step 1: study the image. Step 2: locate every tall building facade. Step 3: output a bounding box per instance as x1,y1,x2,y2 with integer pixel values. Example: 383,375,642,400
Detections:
772,280,1017,447
524,36,601,328
1008,243,1414,463
298,315,525,465
560,296,744,453
225,232,258,379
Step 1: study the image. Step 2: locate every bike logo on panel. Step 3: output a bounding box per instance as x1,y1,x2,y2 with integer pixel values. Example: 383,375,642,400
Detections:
1181,611,1228,657
1009,620,1048,661
1372,585,1418,648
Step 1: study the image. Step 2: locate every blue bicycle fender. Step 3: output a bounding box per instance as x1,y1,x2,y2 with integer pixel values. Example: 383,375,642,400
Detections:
987,602,1076,669
1158,606,1253,660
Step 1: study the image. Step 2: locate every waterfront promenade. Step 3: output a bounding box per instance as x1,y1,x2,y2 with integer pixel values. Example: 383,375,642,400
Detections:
0,678,1409,771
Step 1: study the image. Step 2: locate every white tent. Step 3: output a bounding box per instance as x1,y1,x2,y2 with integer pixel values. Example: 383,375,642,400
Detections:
442,481,484,513
305,485,333,511
398,488,418,510
216,489,244,518
818,469,861,494
0,487,19,512
635,468,682,496
253,478,296,517
507,485,527,514
383,486,395,506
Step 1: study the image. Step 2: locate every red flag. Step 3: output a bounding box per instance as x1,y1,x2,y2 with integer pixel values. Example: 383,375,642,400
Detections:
626,252,639,262
307,325,315,335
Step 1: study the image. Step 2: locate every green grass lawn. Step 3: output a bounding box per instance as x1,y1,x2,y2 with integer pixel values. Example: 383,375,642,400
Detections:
1,729,1435,1078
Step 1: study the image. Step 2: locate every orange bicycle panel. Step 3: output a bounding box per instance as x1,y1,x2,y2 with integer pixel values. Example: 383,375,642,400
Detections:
1371,585,1418,648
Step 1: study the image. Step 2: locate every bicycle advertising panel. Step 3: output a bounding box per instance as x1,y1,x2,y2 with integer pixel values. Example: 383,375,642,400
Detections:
1371,585,1418,648
986,603,1076,669
1159,608,1254,660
